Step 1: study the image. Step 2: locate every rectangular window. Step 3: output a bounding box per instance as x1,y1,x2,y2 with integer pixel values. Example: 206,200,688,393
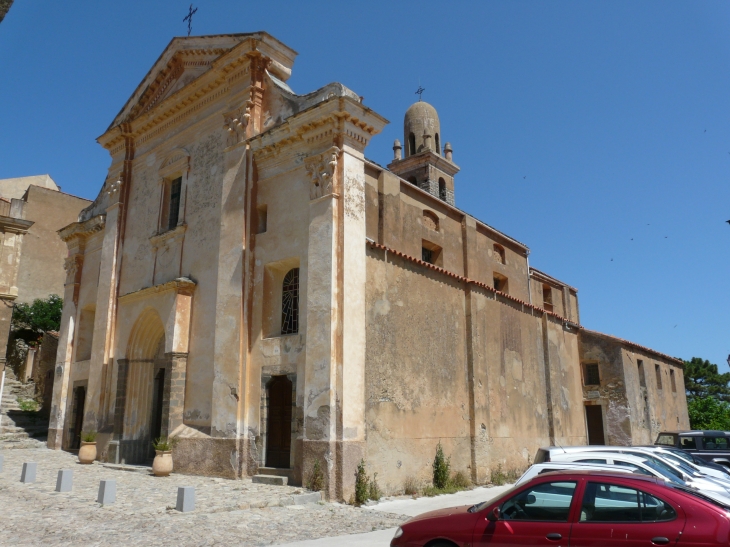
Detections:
583,363,600,386
422,247,433,264
670,369,677,393
679,436,697,449
257,204,268,234
702,436,730,451
421,240,442,266
168,176,182,230
637,360,646,388
493,273,508,293
655,364,662,390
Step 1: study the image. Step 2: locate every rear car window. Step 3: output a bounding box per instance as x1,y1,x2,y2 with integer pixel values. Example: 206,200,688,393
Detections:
702,436,730,450
580,482,676,523
655,434,677,446
679,437,697,449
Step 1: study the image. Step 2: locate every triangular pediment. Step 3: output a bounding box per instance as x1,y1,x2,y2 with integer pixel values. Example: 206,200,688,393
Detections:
109,33,295,129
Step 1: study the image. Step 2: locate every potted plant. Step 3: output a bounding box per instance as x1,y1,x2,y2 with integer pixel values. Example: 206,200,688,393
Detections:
152,436,177,477
78,430,97,464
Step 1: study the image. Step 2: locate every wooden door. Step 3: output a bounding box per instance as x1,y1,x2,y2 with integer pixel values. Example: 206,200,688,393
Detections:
266,376,292,468
585,405,605,445
71,386,86,449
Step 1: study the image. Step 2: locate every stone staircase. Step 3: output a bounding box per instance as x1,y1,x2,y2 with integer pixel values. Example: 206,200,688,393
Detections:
1,374,48,448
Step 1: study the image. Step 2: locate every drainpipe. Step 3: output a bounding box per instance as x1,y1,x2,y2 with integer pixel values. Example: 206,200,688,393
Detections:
526,251,532,306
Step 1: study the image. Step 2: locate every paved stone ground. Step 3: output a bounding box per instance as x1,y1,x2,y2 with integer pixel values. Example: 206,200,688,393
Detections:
0,443,407,546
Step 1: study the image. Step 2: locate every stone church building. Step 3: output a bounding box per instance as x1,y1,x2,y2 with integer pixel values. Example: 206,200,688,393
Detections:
48,32,689,500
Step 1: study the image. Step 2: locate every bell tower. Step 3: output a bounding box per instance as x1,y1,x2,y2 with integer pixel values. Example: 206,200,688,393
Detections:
387,100,459,205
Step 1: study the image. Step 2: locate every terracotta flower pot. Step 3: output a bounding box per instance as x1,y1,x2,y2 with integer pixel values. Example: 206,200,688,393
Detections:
153,450,173,477
78,441,97,464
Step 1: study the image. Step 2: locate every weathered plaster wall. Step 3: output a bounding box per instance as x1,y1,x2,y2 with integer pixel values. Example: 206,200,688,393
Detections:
364,250,471,494
578,330,689,447
16,186,90,303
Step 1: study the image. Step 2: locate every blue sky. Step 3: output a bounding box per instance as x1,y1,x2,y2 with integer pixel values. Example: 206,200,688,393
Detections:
1,1,729,369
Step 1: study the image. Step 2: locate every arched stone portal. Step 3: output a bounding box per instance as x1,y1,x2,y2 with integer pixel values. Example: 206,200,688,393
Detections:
114,308,167,464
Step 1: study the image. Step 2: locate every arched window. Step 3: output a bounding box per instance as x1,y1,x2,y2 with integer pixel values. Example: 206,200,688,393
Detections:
408,132,416,156
435,133,440,155
438,178,446,201
281,268,299,335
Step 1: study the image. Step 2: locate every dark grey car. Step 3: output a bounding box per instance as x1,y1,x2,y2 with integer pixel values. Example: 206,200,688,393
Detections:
655,430,730,469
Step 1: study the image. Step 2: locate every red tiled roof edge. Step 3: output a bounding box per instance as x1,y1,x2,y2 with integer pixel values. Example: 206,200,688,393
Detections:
366,240,581,328
581,329,683,366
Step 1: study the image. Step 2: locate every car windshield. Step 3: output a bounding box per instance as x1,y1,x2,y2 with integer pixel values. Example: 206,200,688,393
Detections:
469,483,523,513
659,447,695,465
640,459,687,486
640,457,685,483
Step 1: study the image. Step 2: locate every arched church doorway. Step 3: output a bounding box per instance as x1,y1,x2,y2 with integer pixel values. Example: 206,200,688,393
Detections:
70,385,86,449
118,308,167,464
266,376,292,468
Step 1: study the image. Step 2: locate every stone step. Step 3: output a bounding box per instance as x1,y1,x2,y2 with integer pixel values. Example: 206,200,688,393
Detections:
252,474,288,486
257,467,297,483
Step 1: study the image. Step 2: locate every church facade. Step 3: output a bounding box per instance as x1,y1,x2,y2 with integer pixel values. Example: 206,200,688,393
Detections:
48,32,689,500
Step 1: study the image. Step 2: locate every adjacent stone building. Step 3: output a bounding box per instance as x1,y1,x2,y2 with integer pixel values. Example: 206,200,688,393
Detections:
48,32,688,500
0,175,90,375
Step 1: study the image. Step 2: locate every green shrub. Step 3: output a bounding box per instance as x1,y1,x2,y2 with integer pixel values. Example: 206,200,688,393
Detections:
432,442,451,489
368,472,382,501
307,459,325,492
17,397,39,412
152,436,178,451
450,470,471,489
355,459,369,506
490,463,519,486
81,430,97,443
403,476,419,496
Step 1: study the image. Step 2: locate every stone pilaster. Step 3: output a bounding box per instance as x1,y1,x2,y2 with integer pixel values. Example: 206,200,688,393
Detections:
161,352,188,437
84,198,121,433
47,254,82,449
112,358,129,440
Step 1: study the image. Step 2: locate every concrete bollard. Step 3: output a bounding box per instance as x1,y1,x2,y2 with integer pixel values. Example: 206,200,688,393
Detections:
97,479,116,504
55,469,73,492
20,462,37,483
176,486,195,512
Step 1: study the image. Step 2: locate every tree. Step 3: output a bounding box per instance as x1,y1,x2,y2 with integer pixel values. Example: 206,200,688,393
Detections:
683,357,730,403
687,396,730,431
11,295,63,346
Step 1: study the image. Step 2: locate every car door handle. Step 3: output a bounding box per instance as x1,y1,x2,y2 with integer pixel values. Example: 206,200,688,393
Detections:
546,533,562,541
651,538,670,545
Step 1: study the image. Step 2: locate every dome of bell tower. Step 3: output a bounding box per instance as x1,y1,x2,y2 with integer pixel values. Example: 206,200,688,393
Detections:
404,101,441,157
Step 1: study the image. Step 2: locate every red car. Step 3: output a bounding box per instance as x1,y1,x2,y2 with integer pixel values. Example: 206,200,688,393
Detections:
390,470,730,546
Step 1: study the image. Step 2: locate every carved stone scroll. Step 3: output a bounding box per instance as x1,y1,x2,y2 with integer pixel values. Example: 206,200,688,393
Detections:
223,100,254,146
305,146,341,200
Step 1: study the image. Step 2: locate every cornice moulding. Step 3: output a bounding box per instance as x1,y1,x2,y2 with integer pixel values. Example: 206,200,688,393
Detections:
118,277,197,304
59,215,106,242
0,215,34,234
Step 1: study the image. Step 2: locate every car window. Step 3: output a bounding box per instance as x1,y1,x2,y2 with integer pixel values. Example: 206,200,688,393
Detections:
580,482,676,523
500,481,577,522
614,461,652,476
576,458,607,464
656,434,676,446
703,436,730,451
680,437,697,450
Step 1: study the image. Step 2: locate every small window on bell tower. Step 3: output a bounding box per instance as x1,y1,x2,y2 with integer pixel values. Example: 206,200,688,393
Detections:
408,132,416,156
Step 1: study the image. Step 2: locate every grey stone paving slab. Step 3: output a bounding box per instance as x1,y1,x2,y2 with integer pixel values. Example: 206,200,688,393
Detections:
253,474,288,485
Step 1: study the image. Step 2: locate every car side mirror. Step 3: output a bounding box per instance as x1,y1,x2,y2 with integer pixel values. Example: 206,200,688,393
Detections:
486,507,501,522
